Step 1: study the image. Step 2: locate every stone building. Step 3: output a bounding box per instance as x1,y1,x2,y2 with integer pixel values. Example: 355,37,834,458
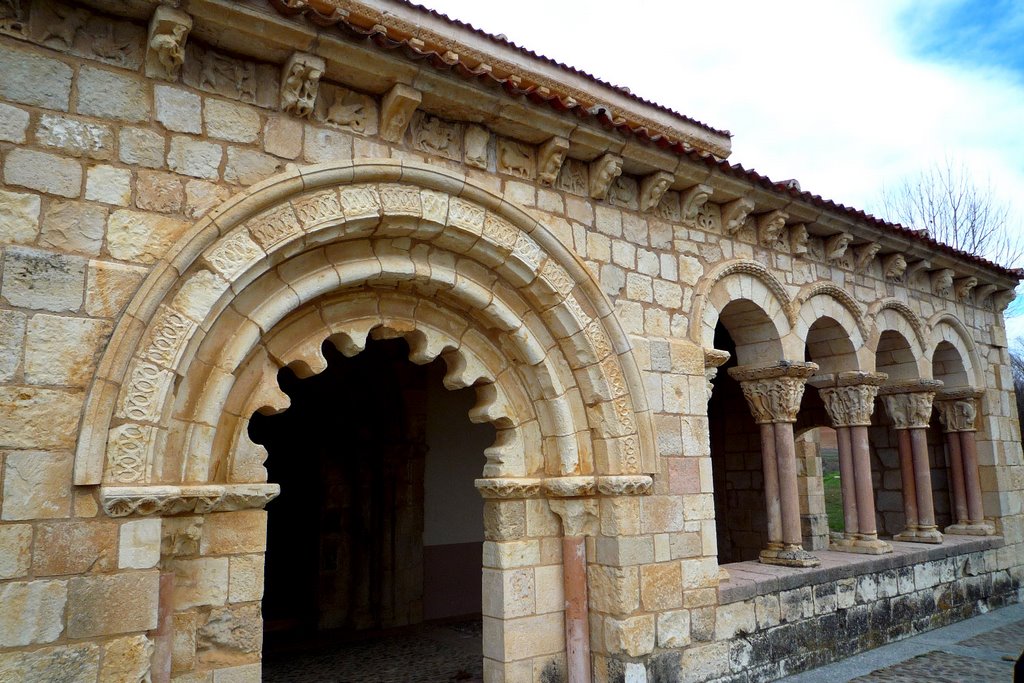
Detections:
0,0,1021,681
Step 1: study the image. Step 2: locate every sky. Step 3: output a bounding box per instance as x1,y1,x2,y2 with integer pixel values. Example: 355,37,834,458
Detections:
416,0,1024,340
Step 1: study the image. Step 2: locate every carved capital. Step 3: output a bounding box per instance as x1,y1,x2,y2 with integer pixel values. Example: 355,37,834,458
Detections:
703,348,731,401
678,182,713,220
757,210,788,248
935,388,983,432
380,84,421,143
145,6,191,81
548,498,599,537
931,268,955,297
596,475,653,496
537,136,570,185
100,483,279,517
280,52,324,118
589,154,623,200
825,233,852,262
639,171,675,212
855,242,881,271
729,361,818,424
955,276,978,301
721,198,754,235
789,223,809,255
475,477,542,499
878,380,943,429
882,253,907,280
543,476,597,498
811,372,887,427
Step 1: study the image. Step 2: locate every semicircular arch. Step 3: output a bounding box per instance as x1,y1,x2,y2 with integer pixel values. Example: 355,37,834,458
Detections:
868,301,929,380
791,287,870,373
927,312,983,388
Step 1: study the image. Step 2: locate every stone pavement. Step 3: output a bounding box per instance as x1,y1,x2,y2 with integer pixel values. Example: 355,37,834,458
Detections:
782,602,1024,682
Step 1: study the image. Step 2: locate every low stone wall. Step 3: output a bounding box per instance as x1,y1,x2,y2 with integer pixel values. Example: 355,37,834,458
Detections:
678,536,1020,682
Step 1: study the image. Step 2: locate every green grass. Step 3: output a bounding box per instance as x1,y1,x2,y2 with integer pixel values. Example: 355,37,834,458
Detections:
823,473,845,533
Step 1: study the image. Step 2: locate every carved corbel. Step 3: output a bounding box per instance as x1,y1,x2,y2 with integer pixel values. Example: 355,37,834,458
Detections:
931,268,955,297
703,348,731,401
789,223,809,256
855,242,881,271
280,52,325,118
678,182,713,220
640,171,676,212
537,136,570,185
882,253,907,280
380,84,422,143
825,233,853,263
994,289,1016,312
589,154,623,200
548,499,599,537
757,210,788,248
145,6,191,81
954,276,978,301
905,259,930,283
974,283,998,305
721,198,755,235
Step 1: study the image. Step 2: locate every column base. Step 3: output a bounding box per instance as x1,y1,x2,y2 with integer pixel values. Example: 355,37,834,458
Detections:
759,546,820,567
945,522,995,536
894,527,943,544
830,534,892,554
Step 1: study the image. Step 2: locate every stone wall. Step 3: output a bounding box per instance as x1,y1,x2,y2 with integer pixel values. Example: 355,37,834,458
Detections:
0,1,1021,682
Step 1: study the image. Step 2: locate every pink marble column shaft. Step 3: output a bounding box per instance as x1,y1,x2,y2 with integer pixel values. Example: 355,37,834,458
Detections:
562,535,591,683
850,425,877,537
897,428,919,531
835,426,859,535
774,421,803,548
959,431,985,524
760,422,783,547
909,427,937,531
944,431,969,524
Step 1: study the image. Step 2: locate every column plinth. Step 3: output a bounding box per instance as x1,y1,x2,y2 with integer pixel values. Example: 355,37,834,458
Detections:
730,361,820,568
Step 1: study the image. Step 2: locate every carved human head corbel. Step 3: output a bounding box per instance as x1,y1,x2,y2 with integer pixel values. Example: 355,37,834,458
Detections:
640,171,676,212
757,210,788,248
825,233,853,262
882,253,907,280
931,268,955,297
789,223,809,255
589,154,623,200
721,198,755,235
145,6,192,81
537,137,570,186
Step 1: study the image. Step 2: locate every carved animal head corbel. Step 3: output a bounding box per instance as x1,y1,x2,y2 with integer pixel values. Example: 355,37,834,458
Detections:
854,242,881,271
678,183,713,221
589,154,623,200
537,137,569,186
721,198,755,235
145,6,192,81
640,172,676,212
825,233,853,262
380,84,422,143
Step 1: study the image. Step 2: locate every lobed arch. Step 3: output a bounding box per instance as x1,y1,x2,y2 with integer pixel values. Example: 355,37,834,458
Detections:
75,160,656,497
927,313,983,389
693,260,798,363
791,287,871,374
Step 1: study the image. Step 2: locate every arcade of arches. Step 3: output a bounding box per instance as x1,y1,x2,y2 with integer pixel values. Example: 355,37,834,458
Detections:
1,3,1022,682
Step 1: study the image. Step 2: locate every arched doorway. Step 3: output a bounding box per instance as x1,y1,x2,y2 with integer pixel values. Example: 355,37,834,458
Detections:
256,337,492,680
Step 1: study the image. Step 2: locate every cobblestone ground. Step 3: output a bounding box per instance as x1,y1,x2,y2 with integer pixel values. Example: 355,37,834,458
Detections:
849,619,1024,683
262,620,483,683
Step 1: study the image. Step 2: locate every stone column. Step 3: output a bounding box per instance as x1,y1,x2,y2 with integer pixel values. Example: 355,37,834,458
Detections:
729,361,821,567
549,498,597,683
936,389,995,535
880,380,944,543
810,372,892,555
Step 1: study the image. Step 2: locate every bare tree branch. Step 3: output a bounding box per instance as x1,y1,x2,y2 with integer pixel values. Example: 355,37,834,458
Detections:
878,157,1024,268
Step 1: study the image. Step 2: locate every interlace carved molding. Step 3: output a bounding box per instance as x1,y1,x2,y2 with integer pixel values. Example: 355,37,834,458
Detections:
100,483,280,517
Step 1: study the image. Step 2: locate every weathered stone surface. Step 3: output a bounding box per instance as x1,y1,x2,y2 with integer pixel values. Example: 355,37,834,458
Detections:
0,102,30,143
197,604,263,666
85,260,147,318
171,557,229,609
76,67,150,122
0,43,73,110
0,643,99,682
99,634,153,683
67,570,160,638
85,166,133,207
224,147,283,186
264,116,303,158
155,85,202,134
483,612,563,661
24,314,112,386
657,609,691,648
206,99,261,142
106,209,189,264
119,518,162,570
303,125,352,164
119,127,166,169
0,579,67,646
32,520,118,576
1,450,74,519
184,179,232,219
40,201,107,255
0,524,32,579
640,561,683,610
212,663,262,682
0,311,25,382
605,614,656,657
172,610,201,673
36,114,114,160
1,247,86,312
168,136,223,180
136,171,184,213
201,510,268,555
228,554,265,603
0,188,41,244
3,148,82,198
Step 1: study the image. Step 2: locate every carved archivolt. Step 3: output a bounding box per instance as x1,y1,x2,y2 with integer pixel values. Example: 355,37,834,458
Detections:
926,313,981,387
866,298,928,352
75,161,656,502
792,282,869,341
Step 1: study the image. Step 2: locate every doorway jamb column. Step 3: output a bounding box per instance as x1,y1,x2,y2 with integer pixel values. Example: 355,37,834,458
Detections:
936,389,995,535
729,361,821,568
812,371,892,554
880,380,944,544
548,497,597,683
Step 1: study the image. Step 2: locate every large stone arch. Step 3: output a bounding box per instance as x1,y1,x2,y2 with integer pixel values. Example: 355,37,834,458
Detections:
791,285,871,373
927,312,983,389
74,160,656,513
867,299,930,380
693,259,797,363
